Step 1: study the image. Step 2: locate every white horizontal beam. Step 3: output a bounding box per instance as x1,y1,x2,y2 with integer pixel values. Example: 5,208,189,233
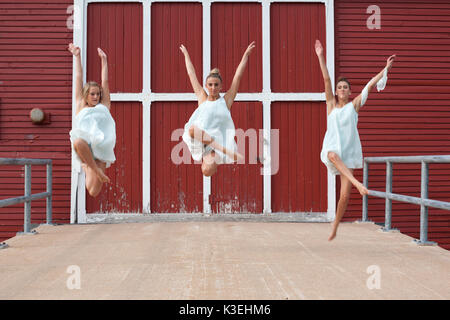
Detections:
110,93,143,101
110,92,327,103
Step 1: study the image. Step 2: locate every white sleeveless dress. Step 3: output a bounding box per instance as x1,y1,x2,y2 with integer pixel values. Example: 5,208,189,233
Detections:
69,103,116,168
320,102,362,175
182,96,237,164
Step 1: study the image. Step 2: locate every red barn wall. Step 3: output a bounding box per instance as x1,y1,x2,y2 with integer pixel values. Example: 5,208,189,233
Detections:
0,0,73,241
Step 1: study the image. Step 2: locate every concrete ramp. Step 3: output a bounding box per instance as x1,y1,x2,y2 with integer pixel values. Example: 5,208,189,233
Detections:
0,220,449,299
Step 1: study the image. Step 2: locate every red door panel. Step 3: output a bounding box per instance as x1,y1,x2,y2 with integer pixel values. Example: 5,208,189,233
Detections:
151,102,203,213
86,102,143,213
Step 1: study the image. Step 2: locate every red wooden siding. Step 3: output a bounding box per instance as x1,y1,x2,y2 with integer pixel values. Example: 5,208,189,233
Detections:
211,2,262,92
210,102,263,213
86,102,142,213
0,0,73,242
151,2,203,93
271,2,326,92
335,0,450,250
151,102,203,213
87,2,143,93
271,102,328,212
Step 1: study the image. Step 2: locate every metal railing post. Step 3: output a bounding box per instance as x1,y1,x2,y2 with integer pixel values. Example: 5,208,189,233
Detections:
362,160,369,222
46,162,53,225
417,161,436,245
420,161,429,243
22,164,34,234
383,161,393,231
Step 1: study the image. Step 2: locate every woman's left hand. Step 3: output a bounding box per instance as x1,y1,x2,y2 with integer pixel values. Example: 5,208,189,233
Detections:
386,54,396,71
244,41,256,57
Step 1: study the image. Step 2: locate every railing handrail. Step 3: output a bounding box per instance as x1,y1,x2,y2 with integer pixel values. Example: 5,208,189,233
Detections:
0,158,52,241
364,155,450,164
0,158,52,166
362,155,450,246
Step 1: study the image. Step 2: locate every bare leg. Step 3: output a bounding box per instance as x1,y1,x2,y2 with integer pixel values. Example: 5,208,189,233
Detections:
73,138,110,187
83,160,108,197
327,152,368,196
201,151,218,177
328,173,353,241
189,125,243,162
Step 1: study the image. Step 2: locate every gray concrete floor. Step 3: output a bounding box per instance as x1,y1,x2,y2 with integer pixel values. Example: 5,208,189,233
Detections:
0,219,449,300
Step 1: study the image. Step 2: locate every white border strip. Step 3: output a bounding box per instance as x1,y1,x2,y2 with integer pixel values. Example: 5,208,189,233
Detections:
142,1,151,213
325,0,336,220
262,0,272,213
202,0,212,214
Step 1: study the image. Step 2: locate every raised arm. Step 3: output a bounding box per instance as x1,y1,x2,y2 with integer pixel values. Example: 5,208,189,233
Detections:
314,40,335,112
97,48,111,109
224,41,255,109
68,43,83,113
353,54,395,112
180,44,206,103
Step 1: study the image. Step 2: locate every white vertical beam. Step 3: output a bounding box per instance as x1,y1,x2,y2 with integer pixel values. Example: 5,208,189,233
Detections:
77,0,88,223
142,0,151,213
202,0,212,214
262,0,271,214
325,0,336,220
70,0,84,223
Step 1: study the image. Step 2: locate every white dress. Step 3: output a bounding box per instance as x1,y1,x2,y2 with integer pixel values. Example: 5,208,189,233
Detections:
320,102,362,175
69,103,116,168
182,96,237,164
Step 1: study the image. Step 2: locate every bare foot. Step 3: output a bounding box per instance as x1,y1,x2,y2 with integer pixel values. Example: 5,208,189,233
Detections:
95,167,110,184
328,230,337,241
233,151,244,162
221,146,243,162
328,223,338,241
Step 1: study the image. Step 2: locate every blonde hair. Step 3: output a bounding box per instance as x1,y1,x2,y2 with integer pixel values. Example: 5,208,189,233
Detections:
82,81,102,102
206,68,222,83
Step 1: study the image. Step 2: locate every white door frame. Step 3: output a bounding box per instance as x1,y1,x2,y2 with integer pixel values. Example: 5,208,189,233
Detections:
70,0,335,222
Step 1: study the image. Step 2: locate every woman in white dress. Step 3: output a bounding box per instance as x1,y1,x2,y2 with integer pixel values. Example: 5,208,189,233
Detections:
68,43,116,197
315,40,395,241
180,42,255,176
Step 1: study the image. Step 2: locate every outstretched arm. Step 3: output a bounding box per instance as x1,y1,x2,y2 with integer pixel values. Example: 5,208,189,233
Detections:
314,40,335,112
97,48,111,109
353,54,395,112
180,44,206,103
224,41,256,109
68,43,83,113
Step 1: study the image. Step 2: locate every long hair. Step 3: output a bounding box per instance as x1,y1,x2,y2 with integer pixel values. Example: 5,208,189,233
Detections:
82,81,103,103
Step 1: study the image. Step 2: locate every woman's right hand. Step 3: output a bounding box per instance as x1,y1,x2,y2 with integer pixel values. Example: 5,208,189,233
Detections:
68,43,80,57
179,44,188,56
314,39,323,57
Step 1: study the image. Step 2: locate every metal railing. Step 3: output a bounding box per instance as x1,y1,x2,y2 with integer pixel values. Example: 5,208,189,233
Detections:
0,158,52,245
362,155,450,246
